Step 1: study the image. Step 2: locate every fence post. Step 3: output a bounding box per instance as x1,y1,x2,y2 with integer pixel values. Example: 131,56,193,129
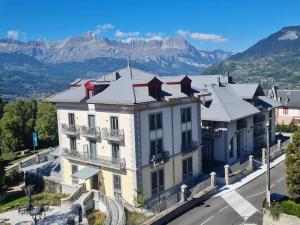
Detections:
277,139,281,150
262,148,266,165
210,172,216,187
180,184,188,202
224,165,229,186
249,155,253,170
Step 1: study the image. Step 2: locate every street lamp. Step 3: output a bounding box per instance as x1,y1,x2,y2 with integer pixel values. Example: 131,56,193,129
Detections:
266,121,271,206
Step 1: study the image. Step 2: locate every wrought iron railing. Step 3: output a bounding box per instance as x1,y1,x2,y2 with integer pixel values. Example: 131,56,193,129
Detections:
102,128,124,142
81,126,101,140
62,148,126,170
61,123,80,136
150,151,170,165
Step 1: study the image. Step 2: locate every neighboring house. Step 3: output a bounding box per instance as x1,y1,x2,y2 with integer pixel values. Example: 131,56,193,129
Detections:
188,75,281,165
268,86,300,125
46,64,209,208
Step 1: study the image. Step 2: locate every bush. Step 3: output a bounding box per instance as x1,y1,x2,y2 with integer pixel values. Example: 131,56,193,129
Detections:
4,170,23,186
86,210,106,225
276,124,299,133
1,151,17,161
280,200,300,218
125,209,149,225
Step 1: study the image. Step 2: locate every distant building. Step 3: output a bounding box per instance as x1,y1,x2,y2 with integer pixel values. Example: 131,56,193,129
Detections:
268,86,300,125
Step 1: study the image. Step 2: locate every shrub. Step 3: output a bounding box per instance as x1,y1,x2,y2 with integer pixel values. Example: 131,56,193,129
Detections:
280,200,300,218
4,170,23,186
1,151,17,161
125,209,149,225
86,210,106,225
276,124,299,133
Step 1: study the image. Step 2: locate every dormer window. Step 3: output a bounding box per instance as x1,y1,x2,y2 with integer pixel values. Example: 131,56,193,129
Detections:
181,82,191,96
149,85,161,100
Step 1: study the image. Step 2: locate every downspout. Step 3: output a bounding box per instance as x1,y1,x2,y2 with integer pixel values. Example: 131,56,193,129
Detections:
171,103,175,187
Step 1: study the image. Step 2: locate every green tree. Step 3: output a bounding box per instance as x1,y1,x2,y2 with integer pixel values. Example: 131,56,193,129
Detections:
286,129,300,202
133,187,147,209
35,102,58,145
0,99,37,152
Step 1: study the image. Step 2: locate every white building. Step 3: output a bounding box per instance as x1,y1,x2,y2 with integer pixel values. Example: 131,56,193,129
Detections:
46,65,209,208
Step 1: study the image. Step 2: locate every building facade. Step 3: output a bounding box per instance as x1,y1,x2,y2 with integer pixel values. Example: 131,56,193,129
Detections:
268,86,300,125
47,66,208,207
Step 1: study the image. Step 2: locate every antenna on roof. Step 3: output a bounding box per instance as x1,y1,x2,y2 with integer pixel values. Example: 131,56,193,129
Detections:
127,55,132,78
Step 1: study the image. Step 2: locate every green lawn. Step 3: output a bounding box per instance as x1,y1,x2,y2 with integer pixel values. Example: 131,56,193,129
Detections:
0,192,68,213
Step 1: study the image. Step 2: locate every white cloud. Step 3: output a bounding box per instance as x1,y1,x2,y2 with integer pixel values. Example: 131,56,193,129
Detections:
190,32,226,42
176,29,227,43
176,29,190,38
93,23,114,34
7,30,19,39
115,30,140,37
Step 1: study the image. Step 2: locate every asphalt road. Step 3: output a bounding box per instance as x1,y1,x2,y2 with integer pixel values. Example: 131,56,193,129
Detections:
168,161,287,225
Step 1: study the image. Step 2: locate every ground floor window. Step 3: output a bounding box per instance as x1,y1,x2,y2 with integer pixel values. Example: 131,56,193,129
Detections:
228,138,234,158
71,164,78,184
182,157,193,181
151,169,164,196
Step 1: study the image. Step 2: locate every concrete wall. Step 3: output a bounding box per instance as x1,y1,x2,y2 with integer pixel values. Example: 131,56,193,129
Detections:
263,210,300,225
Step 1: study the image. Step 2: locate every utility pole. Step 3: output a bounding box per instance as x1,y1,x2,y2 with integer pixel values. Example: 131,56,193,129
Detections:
266,121,271,206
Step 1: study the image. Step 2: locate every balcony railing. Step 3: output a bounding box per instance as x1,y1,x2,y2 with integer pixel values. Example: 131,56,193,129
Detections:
254,114,265,124
181,142,198,154
150,151,170,166
61,123,80,136
102,128,124,143
202,126,223,136
61,148,126,170
81,126,101,140
254,128,265,138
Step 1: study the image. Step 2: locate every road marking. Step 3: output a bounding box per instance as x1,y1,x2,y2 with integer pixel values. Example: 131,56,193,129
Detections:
222,190,257,218
219,205,229,212
271,184,276,189
200,216,213,225
246,191,265,199
277,177,284,183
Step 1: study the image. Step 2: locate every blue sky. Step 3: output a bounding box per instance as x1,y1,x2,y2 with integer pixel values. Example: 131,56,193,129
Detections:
0,0,299,52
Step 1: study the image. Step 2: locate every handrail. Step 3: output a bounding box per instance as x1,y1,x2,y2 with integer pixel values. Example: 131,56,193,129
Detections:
61,123,80,135
61,183,85,205
81,126,101,139
102,128,125,142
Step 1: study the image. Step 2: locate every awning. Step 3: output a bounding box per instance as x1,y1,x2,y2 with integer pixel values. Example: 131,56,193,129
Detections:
21,161,51,172
72,166,100,180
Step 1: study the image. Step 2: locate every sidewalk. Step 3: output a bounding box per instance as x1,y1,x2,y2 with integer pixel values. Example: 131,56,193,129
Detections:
214,153,286,197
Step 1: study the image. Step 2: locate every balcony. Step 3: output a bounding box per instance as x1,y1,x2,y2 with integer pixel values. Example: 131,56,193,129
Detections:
102,128,124,143
254,128,265,138
61,123,80,136
254,114,265,124
181,142,198,154
202,126,223,136
81,126,101,140
150,151,170,166
61,148,126,170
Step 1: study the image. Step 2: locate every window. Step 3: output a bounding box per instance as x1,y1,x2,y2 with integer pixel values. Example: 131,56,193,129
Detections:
68,113,75,126
149,113,162,131
71,164,78,184
151,169,164,195
181,83,191,96
181,108,191,123
229,138,234,158
149,86,161,100
110,116,119,130
283,108,288,115
89,141,97,159
113,174,121,192
88,115,95,130
150,139,163,158
70,137,77,151
182,157,193,180
112,144,120,160
182,130,192,151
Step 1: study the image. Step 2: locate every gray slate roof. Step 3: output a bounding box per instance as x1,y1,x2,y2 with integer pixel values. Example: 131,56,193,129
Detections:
277,90,300,108
46,85,87,103
229,84,261,99
201,85,260,122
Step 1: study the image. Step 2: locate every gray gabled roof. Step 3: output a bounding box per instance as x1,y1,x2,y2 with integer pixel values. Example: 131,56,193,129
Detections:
46,85,87,103
201,85,260,122
277,90,300,108
229,83,262,99
256,96,282,109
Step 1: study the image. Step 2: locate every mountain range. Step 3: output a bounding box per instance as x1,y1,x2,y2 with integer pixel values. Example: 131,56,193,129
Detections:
0,35,232,99
203,25,300,89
